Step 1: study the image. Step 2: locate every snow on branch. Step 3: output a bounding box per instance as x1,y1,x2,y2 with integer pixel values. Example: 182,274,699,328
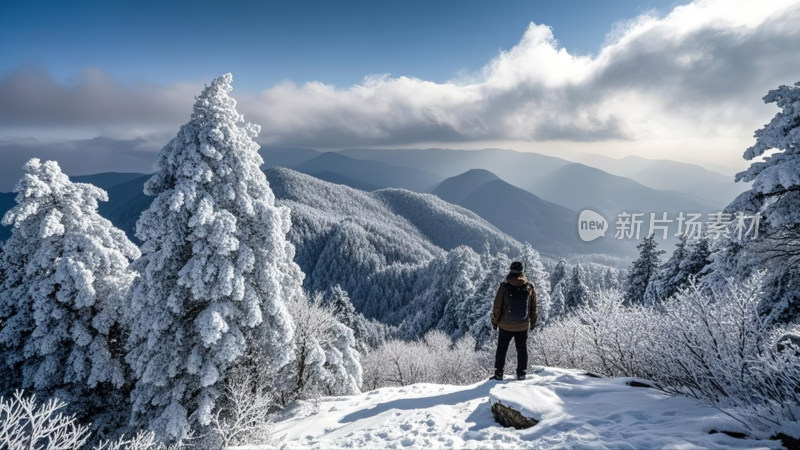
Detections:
0,390,91,450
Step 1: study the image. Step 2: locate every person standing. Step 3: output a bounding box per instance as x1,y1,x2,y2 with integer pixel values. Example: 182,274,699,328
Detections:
490,261,537,380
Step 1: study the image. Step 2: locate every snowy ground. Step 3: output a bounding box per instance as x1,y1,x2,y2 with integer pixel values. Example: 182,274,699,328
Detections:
245,367,782,449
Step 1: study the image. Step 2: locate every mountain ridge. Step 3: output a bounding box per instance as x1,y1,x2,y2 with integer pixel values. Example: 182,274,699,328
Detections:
431,169,632,257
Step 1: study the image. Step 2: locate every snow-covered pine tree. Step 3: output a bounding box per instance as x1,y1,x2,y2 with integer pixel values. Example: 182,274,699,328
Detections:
603,268,620,290
125,74,302,442
323,285,357,331
564,265,589,312
548,281,566,320
719,81,800,322
323,322,362,395
467,248,510,345
550,259,569,289
647,234,689,303
412,246,481,340
623,234,664,306
0,159,140,427
322,285,374,353
518,243,551,325
679,237,711,283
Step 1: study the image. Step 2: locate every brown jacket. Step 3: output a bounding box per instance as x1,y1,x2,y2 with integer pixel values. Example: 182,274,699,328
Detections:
491,274,538,332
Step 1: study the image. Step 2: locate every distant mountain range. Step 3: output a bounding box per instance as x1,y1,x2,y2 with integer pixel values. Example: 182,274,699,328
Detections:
258,146,744,253
326,148,725,216
526,162,714,215
1,146,737,257
334,146,745,206
431,169,629,256
2,150,717,324
271,150,444,192
574,153,747,206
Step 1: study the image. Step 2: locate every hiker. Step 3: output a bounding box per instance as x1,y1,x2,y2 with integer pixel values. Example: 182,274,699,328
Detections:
490,261,537,381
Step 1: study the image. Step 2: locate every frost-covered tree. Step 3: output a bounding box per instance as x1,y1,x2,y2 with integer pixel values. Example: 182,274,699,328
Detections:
623,234,664,306
433,246,484,339
650,236,713,304
206,375,273,448
564,265,589,312
125,74,302,442
324,285,356,326
550,259,569,289
0,159,139,430
548,282,566,320
577,261,620,293
602,268,620,290
647,234,689,303
324,322,362,392
467,248,510,345
322,286,363,351
680,237,712,282
718,81,800,322
734,81,800,261
646,235,713,304
518,243,551,325
276,293,361,405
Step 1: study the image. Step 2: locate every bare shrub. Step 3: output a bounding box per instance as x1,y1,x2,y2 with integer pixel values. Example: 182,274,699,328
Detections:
93,429,182,450
207,375,273,448
0,390,90,450
654,275,800,435
530,273,799,438
362,330,491,388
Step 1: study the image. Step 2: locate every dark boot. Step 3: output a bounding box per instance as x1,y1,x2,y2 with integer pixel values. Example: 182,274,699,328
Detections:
516,370,526,381
489,369,504,381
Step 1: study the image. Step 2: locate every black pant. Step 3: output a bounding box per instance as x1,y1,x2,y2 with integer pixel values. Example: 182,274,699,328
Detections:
494,329,528,374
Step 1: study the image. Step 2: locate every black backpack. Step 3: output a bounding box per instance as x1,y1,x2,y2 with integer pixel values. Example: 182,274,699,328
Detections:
503,282,531,322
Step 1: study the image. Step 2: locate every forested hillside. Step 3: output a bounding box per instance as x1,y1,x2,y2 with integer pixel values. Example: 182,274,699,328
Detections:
265,167,526,329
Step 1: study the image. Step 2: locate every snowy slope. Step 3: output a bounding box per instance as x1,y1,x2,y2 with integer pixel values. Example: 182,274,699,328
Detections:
292,151,443,192
264,167,522,324
372,188,519,253
254,367,779,450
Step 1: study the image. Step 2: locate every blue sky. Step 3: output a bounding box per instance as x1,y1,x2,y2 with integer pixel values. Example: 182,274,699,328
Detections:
2,0,683,90
0,0,799,179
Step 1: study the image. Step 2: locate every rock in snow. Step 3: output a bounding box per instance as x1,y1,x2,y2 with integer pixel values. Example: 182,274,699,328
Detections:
490,402,539,430
238,367,782,449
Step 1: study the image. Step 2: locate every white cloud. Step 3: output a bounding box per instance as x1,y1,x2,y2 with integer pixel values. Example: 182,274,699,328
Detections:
1,0,799,168
0,68,198,127
236,0,800,151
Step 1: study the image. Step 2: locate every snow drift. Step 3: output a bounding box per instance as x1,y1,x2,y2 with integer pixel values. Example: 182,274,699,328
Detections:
255,367,782,449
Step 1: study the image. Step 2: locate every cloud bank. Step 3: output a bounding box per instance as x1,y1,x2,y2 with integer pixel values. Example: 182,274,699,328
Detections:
1,0,799,154
241,0,800,147
0,68,197,127
0,136,163,190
